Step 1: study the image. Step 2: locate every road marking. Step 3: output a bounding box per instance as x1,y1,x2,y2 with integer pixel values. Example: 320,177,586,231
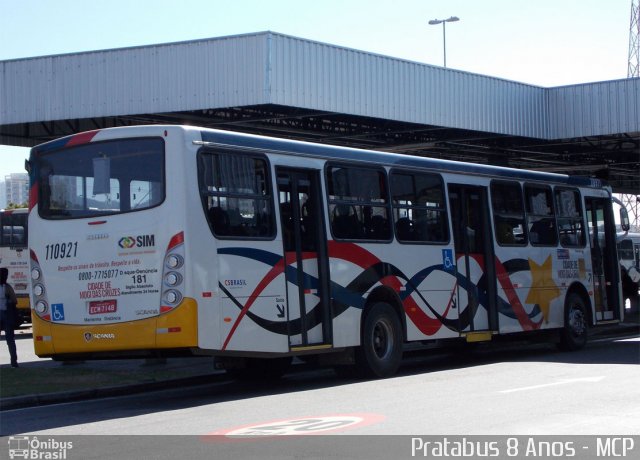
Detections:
206,413,385,439
591,335,640,343
499,376,605,394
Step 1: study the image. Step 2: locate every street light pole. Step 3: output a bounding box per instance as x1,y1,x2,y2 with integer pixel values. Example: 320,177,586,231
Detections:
428,16,460,67
442,20,448,67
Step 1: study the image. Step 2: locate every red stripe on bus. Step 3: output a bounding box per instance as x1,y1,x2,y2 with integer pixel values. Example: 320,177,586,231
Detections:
330,242,443,336
65,130,99,147
222,257,287,350
29,183,39,211
403,296,442,335
494,257,542,331
221,251,323,350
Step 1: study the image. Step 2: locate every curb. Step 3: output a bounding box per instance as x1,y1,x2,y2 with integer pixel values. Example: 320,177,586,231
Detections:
0,372,227,411
591,322,640,338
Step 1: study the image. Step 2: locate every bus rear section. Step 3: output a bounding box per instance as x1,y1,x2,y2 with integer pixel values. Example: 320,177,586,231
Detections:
0,208,30,326
28,129,198,358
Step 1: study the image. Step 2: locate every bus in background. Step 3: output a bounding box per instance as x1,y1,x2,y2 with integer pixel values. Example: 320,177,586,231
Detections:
617,232,640,313
0,207,30,327
26,126,630,378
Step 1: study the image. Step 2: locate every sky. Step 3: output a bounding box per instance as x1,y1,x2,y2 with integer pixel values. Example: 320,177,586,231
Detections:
0,0,634,180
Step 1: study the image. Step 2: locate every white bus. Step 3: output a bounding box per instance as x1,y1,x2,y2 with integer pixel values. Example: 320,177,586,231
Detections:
0,207,30,326
27,125,629,378
618,232,640,312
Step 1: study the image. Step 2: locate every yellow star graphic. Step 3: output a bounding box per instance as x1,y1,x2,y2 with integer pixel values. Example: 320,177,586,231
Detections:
526,255,561,323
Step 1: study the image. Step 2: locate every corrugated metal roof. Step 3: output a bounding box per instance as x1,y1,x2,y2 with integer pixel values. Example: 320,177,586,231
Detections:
268,33,548,138
1,33,270,122
548,79,640,138
1,31,638,140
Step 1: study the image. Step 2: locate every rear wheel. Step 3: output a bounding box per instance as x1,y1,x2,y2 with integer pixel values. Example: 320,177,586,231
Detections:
558,293,588,351
354,302,403,378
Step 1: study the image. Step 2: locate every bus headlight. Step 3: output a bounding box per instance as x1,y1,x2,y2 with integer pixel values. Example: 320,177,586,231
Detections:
31,268,42,281
35,301,48,314
33,284,45,297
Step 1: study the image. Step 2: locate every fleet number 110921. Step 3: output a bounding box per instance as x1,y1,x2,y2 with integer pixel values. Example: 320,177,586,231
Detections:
45,241,78,260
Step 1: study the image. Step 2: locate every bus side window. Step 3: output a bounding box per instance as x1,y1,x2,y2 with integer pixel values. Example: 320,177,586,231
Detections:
525,185,558,247
529,218,557,245
395,217,414,240
490,181,526,246
496,220,515,244
332,205,361,239
369,214,389,239
326,164,390,241
554,188,585,247
390,170,448,244
208,206,230,235
198,151,274,240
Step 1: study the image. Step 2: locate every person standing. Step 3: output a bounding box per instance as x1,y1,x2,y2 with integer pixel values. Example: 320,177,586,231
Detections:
0,267,19,368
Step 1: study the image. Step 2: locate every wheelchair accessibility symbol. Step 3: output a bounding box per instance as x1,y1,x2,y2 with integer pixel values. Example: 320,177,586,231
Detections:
442,249,455,271
52,304,65,321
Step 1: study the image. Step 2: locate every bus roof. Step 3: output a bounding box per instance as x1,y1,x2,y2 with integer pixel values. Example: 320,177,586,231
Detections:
199,128,605,190
32,125,606,190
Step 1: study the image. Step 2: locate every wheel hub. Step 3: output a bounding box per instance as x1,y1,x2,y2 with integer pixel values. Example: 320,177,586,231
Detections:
373,320,392,359
568,307,585,336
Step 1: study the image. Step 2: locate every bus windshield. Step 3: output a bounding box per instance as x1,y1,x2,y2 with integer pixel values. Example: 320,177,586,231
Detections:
36,138,165,219
0,210,28,248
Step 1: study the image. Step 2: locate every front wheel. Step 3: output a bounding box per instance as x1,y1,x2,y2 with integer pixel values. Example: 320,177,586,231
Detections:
354,302,403,378
558,293,588,351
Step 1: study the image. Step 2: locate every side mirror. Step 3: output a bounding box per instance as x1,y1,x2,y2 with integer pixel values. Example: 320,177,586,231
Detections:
620,206,630,232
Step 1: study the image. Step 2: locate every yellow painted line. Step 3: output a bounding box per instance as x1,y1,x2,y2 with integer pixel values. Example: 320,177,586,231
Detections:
290,344,333,352
464,331,493,343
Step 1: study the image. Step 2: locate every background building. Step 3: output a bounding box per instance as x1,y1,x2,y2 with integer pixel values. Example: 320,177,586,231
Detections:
2,173,28,208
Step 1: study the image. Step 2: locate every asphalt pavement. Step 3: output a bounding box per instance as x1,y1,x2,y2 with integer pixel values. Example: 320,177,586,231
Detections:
1,310,638,411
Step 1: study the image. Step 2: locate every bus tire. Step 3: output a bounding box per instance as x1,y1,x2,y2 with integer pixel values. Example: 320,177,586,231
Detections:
558,293,588,351
354,302,403,378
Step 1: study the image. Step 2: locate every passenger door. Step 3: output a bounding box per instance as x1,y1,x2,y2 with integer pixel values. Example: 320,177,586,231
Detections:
277,168,332,350
448,184,498,333
585,197,621,321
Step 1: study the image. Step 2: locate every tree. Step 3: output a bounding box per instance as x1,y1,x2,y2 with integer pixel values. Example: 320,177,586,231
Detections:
6,202,28,209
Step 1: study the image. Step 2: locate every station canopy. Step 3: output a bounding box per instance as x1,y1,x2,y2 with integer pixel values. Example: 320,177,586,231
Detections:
1,32,638,193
